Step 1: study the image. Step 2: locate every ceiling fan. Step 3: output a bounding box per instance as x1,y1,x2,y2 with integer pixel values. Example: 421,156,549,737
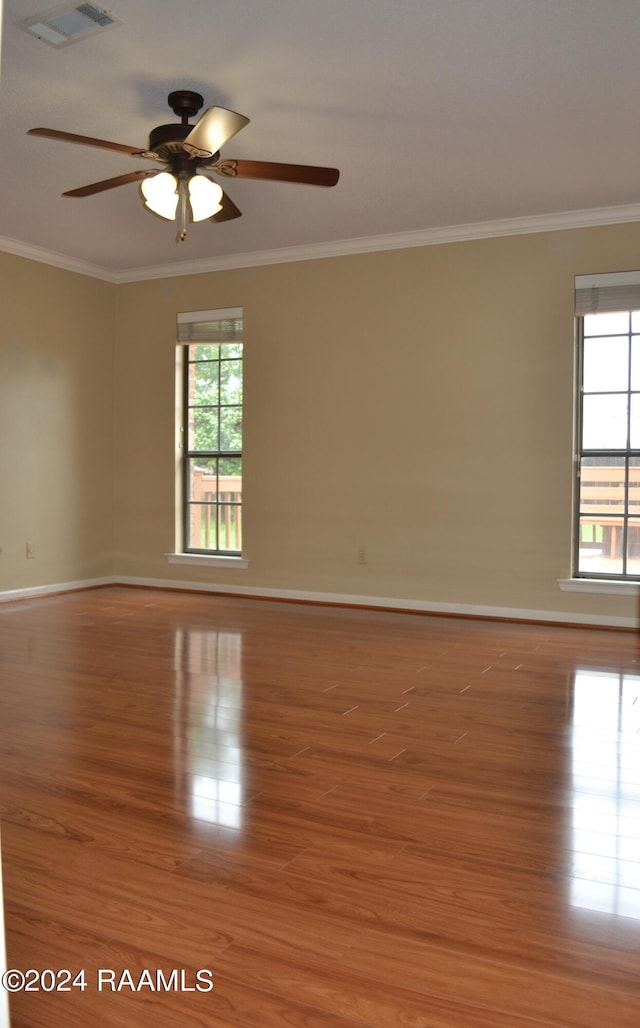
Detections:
28,89,340,241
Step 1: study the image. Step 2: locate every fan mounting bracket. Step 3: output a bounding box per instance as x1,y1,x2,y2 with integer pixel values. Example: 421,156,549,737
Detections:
167,90,204,122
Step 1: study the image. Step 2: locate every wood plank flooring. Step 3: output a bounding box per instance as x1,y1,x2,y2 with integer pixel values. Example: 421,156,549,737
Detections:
1,586,640,1026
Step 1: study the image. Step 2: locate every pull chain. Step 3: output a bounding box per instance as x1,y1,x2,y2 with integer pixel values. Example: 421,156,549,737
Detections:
177,176,189,242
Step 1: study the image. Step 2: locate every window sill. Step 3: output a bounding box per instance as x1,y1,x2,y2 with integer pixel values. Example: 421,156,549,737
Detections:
166,553,249,569
558,578,640,596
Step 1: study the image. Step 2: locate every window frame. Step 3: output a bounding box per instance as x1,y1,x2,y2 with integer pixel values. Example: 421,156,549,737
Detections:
178,308,244,559
574,309,640,582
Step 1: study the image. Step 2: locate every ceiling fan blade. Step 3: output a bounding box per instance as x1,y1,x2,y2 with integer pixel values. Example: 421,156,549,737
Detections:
213,159,339,187
211,191,242,223
183,107,250,159
28,127,147,157
63,171,156,197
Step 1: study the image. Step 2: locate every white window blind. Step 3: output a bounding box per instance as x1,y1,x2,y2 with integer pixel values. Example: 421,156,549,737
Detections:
575,272,640,316
177,307,243,343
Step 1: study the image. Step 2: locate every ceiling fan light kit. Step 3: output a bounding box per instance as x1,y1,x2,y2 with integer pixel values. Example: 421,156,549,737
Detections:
141,171,223,242
27,89,340,243
185,176,223,221
140,172,180,221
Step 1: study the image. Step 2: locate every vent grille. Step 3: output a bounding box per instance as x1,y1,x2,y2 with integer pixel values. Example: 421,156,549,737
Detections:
76,4,114,26
18,4,121,47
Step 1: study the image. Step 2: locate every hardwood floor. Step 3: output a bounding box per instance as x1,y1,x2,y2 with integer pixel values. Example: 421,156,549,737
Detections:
1,586,640,1026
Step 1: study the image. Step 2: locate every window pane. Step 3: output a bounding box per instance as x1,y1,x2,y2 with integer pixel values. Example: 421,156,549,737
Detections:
630,394,640,448
193,344,219,362
190,360,219,405
188,458,218,501
219,456,242,479
583,337,629,392
220,407,242,451
220,359,243,404
218,504,242,551
187,503,218,550
579,459,625,513
631,337,640,390
219,475,242,508
577,517,624,575
629,459,640,515
189,408,218,451
627,519,640,576
582,394,628,449
224,343,243,359
584,312,630,336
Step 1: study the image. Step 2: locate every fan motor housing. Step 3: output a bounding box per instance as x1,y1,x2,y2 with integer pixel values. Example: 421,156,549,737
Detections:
148,123,191,158
145,90,209,159
147,123,221,165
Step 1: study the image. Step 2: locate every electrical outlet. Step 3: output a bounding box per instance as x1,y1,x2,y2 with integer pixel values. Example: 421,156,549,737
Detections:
357,546,367,565
26,542,35,559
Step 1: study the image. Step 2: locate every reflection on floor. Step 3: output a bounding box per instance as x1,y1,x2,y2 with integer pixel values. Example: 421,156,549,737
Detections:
571,669,640,918
174,627,244,829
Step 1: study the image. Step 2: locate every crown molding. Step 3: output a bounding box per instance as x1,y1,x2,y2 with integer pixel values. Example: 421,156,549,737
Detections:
0,234,116,281
3,201,640,284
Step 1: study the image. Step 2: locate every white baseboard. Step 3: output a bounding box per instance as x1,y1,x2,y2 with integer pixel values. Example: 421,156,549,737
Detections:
0,576,114,605
1,573,633,628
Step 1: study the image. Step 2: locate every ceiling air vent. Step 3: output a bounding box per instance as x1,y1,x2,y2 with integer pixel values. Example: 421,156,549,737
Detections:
18,4,121,47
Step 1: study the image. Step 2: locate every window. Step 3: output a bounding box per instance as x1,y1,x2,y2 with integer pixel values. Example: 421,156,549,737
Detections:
574,274,640,580
178,308,243,556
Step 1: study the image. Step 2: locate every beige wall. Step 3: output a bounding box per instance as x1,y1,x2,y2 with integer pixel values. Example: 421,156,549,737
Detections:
112,221,640,623
0,253,115,591
5,221,640,621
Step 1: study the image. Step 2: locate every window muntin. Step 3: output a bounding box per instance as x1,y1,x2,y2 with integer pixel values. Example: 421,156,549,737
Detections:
576,310,640,579
183,332,243,555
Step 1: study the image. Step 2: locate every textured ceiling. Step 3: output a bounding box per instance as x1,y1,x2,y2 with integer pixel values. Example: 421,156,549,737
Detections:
2,0,640,279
